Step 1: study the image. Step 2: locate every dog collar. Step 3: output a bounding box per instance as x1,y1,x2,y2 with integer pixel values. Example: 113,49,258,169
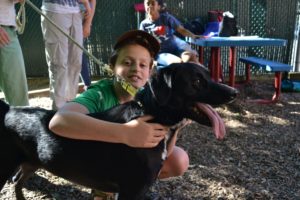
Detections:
115,76,138,97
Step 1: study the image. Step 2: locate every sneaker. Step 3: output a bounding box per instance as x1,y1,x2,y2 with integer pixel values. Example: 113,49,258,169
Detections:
91,190,117,200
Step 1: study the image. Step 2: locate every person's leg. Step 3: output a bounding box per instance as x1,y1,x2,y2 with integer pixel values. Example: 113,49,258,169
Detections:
174,36,199,63
80,39,91,89
181,50,199,63
174,36,193,52
158,146,189,179
0,26,29,106
156,53,182,68
66,12,83,100
41,11,71,110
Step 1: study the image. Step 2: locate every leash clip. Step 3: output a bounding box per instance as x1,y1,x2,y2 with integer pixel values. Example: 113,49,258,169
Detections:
115,76,138,97
136,101,143,108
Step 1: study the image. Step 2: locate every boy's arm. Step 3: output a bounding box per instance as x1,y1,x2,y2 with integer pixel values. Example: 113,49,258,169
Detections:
49,102,168,148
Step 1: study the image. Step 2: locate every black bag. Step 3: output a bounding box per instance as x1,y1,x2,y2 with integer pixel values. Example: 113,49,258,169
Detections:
219,11,238,37
184,17,205,35
175,16,205,39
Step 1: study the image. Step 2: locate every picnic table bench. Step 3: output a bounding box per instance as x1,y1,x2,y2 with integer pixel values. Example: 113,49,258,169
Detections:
239,56,292,104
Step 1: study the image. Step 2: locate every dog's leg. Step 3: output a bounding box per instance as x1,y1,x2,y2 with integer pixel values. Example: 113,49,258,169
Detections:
13,163,38,200
10,166,23,183
0,140,21,192
118,181,151,200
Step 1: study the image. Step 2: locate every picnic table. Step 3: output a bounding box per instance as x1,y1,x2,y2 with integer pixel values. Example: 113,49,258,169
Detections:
188,36,287,87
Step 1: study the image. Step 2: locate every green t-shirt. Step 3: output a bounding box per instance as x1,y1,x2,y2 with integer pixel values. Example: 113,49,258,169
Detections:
72,79,119,113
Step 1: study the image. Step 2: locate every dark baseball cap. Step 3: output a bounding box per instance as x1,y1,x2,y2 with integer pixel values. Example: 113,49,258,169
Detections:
113,30,160,58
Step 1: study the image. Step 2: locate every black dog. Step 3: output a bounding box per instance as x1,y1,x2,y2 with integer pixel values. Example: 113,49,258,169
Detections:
0,63,237,200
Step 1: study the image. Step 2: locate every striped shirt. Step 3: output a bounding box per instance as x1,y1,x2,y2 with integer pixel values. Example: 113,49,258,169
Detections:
42,0,80,13
0,0,17,27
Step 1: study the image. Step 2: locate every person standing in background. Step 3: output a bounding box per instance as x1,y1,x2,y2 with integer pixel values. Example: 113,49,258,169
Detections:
80,0,96,91
41,0,91,110
0,0,29,106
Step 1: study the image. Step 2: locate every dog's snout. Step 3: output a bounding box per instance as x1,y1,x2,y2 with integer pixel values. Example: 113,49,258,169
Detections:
229,88,239,102
232,89,239,98
221,83,239,100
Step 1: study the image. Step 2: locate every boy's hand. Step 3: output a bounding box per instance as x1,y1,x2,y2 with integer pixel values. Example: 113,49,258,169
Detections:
123,115,169,148
0,27,10,47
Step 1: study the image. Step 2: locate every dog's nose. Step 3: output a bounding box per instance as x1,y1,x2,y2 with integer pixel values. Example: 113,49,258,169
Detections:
230,88,239,101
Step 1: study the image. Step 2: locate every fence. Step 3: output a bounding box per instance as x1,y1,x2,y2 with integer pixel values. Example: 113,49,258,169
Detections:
18,0,299,77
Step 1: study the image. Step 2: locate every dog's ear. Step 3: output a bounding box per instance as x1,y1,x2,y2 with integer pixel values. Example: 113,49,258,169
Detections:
150,66,174,106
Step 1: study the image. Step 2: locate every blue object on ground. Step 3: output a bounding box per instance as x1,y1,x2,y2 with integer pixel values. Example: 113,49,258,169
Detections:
281,79,300,92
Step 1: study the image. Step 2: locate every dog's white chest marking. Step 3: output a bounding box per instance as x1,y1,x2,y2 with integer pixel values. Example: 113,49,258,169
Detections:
161,132,170,160
161,120,188,160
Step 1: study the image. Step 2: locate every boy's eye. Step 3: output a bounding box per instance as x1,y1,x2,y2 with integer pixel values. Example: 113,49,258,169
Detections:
123,60,132,66
140,63,147,68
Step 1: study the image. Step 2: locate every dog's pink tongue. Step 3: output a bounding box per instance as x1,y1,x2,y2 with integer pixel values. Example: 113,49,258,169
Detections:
196,103,226,139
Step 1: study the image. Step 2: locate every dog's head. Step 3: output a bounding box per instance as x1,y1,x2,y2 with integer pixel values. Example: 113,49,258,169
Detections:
148,62,238,139
151,62,237,106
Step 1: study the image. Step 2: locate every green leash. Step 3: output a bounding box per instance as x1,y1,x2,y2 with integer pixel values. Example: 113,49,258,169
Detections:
16,1,26,34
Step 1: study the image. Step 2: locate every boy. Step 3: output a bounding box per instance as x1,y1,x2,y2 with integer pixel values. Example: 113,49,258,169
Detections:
49,30,189,199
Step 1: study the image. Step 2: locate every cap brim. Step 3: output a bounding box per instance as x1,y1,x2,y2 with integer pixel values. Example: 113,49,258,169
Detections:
114,30,160,57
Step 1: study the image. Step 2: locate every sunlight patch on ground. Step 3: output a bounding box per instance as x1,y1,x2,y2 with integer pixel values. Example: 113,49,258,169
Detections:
267,116,291,125
205,179,247,199
290,111,300,115
288,101,300,105
226,120,247,128
244,111,292,127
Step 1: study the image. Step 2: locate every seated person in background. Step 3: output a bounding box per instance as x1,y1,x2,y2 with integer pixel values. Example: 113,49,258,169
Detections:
140,0,202,65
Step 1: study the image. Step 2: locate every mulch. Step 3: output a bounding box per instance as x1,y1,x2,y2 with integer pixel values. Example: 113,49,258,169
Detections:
1,78,300,200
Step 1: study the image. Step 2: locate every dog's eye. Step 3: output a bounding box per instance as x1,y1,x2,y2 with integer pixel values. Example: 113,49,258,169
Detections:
192,79,206,89
193,79,201,87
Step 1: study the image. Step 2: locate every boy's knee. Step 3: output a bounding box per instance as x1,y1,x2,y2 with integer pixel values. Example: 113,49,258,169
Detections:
174,151,189,176
168,148,189,177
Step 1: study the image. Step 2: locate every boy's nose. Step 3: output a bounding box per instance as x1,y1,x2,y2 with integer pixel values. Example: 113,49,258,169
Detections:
130,63,138,71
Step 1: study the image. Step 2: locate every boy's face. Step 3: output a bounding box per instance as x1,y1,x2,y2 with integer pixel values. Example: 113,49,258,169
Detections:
114,44,152,89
